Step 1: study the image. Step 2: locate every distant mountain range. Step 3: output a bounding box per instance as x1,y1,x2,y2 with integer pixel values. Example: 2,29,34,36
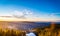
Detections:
0,21,60,30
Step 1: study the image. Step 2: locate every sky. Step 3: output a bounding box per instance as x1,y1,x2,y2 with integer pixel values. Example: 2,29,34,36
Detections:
0,0,60,21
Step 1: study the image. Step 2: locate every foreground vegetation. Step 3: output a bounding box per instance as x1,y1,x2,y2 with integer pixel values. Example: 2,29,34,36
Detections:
0,22,60,36
0,27,60,36
0,29,26,36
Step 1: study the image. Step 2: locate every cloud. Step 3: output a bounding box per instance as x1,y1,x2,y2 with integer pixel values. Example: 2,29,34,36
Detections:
12,9,33,19
0,13,12,18
0,8,60,21
0,9,33,19
50,13,60,18
51,13,60,16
